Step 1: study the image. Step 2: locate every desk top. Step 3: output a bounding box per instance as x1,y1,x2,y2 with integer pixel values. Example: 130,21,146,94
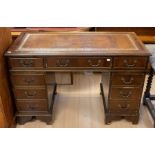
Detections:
6,32,150,56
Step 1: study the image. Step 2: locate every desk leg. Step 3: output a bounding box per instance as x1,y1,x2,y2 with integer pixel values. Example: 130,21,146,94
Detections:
45,72,57,123
35,84,57,125
100,72,112,124
100,83,111,124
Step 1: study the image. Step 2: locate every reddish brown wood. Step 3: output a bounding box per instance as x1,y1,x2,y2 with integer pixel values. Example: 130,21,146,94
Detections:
109,100,139,113
0,28,15,127
4,32,150,125
111,73,145,86
46,57,112,69
8,58,44,69
113,57,148,69
0,96,6,127
110,87,142,100
16,99,48,112
11,73,45,86
13,88,47,99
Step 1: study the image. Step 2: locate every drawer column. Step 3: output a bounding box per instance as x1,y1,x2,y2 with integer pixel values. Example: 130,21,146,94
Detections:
100,56,147,124
100,72,145,124
8,57,57,125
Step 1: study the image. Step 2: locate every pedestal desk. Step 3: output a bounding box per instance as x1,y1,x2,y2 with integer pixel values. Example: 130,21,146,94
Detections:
5,32,150,125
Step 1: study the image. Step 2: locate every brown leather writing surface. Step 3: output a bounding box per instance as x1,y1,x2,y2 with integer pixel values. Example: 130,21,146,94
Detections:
6,32,150,56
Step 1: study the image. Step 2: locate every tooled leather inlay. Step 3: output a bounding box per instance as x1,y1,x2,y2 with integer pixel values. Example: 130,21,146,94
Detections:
17,33,138,52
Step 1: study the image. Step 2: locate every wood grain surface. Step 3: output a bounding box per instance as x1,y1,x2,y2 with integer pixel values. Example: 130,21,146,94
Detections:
0,28,14,127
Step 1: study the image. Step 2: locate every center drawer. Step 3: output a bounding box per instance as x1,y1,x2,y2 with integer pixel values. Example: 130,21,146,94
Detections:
13,88,47,99
46,57,112,68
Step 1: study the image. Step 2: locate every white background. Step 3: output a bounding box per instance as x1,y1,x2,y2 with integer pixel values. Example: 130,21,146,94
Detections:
0,0,155,155
0,0,155,26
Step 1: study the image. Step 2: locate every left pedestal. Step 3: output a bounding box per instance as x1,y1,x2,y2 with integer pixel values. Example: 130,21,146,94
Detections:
7,57,57,125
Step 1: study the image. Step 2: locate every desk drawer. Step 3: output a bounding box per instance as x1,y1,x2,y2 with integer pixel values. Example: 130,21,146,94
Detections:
110,87,142,100
11,74,45,86
111,73,145,86
109,100,139,113
46,57,112,68
9,58,44,69
113,57,147,69
14,88,47,99
16,99,48,112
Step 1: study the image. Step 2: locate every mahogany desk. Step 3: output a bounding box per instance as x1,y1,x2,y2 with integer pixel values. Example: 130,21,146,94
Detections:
5,32,150,125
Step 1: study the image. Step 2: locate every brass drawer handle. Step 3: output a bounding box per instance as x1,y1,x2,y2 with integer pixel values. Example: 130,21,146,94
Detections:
88,59,102,67
19,60,33,67
118,104,130,110
123,60,137,67
24,91,37,97
119,90,132,98
121,77,134,84
56,59,70,67
24,78,34,84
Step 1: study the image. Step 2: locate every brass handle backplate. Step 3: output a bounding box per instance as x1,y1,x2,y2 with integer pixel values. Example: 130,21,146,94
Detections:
121,77,134,84
88,59,102,67
24,78,34,84
119,90,132,98
24,91,37,97
118,104,130,110
123,59,137,67
56,59,70,67
19,60,33,67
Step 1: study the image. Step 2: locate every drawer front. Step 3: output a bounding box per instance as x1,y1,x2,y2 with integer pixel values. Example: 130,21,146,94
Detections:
113,57,147,69
16,99,48,112
110,87,142,100
14,88,47,99
11,74,45,86
109,100,139,113
111,73,145,86
9,58,44,69
46,57,112,68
